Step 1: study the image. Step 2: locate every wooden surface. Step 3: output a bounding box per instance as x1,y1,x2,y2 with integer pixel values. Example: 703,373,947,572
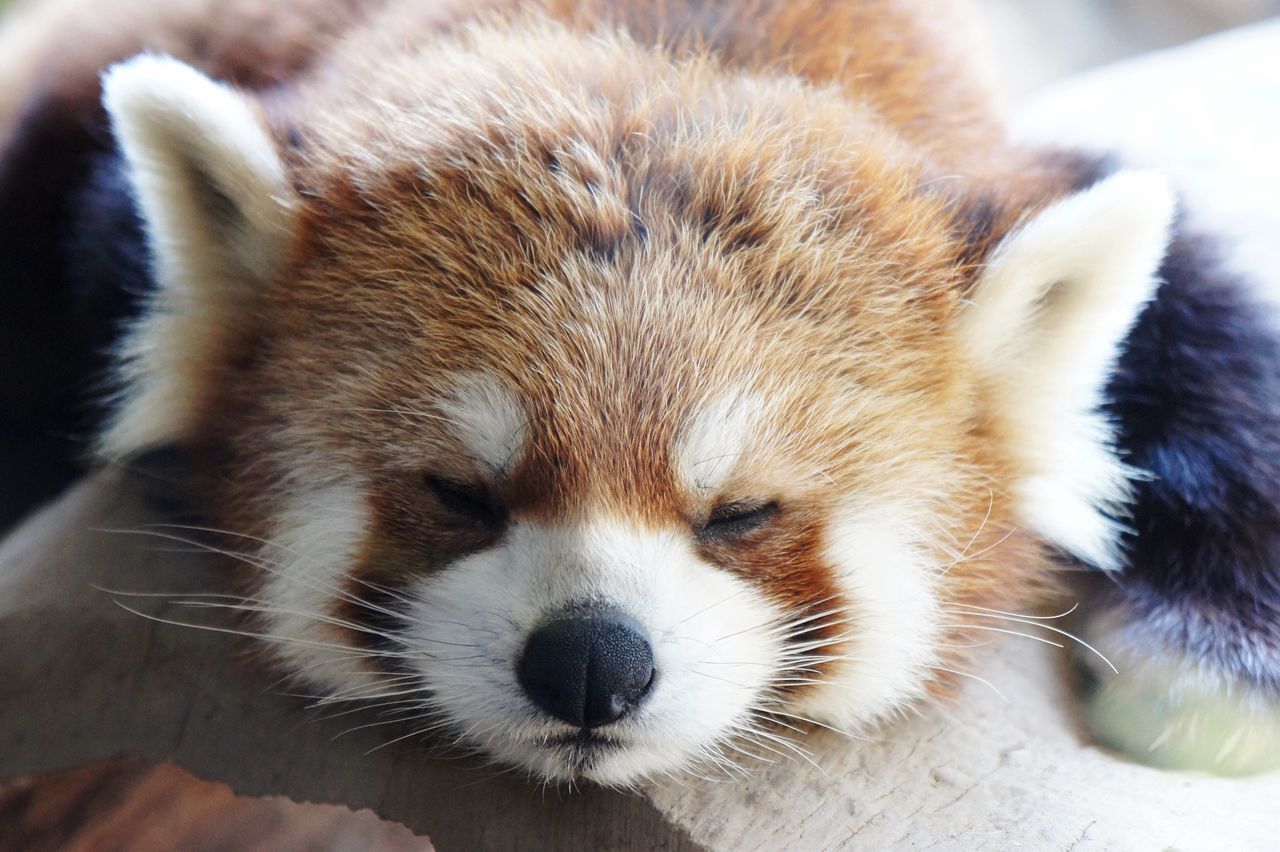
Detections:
0,759,432,851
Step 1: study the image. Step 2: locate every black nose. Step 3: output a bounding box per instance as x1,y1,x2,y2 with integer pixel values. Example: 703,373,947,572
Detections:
518,608,655,728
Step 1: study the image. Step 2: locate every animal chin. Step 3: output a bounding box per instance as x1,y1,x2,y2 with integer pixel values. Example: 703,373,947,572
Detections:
540,731,626,776
487,727,650,784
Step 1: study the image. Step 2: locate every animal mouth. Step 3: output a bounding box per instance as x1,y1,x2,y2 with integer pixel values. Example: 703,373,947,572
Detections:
539,729,625,773
546,729,619,749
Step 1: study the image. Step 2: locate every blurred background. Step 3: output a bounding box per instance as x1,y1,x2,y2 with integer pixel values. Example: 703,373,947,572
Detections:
978,0,1280,97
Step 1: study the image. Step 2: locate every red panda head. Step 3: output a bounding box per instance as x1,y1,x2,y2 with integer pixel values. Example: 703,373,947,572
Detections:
99,18,1173,784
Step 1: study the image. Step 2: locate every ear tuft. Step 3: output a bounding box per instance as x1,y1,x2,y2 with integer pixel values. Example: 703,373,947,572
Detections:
961,170,1176,569
99,55,296,457
101,54,294,284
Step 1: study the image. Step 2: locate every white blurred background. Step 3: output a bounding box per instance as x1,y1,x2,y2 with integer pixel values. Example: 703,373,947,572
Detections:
977,0,1280,97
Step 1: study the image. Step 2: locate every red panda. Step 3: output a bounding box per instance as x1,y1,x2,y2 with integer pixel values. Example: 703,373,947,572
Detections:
2,0,1275,782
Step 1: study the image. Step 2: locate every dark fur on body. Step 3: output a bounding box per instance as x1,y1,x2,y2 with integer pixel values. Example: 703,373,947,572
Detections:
1104,230,1280,692
0,119,147,525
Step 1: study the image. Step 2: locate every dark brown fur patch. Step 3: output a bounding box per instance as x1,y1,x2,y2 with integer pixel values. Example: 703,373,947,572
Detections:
697,508,846,695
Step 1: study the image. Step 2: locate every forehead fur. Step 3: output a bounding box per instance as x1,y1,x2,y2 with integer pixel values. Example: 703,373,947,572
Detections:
676,389,766,496
436,373,527,475
251,16,985,504
282,16,973,314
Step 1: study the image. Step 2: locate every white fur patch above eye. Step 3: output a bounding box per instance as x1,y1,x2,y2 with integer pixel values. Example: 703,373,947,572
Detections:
436,373,528,474
960,170,1176,569
675,390,765,495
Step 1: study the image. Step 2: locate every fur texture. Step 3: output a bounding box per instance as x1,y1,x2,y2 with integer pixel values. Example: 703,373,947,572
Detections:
1081,230,1280,773
5,0,1267,783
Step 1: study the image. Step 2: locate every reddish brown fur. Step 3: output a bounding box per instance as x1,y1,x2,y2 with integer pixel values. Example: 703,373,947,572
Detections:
2,0,1077,697
240,10,1055,688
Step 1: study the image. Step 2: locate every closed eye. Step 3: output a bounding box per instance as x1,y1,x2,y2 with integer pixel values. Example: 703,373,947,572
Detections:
424,475,506,528
698,501,779,541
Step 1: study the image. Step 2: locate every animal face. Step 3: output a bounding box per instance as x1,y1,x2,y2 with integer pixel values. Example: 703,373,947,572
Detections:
98,17,1174,785
239,356,978,784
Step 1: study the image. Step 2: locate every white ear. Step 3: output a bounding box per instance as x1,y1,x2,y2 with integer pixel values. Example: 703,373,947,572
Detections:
960,171,1176,569
98,55,296,456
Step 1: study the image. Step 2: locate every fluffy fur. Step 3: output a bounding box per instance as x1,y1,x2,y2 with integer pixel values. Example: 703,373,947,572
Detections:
101,55,298,453
960,170,1175,569
2,0,1271,782
1086,229,1280,773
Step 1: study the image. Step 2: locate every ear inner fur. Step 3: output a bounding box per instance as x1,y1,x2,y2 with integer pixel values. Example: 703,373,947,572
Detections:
959,171,1176,569
98,55,298,457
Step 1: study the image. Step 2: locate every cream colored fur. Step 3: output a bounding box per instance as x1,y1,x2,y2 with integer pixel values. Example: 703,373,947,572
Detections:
675,390,766,497
99,56,296,456
437,373,529,476
796,504,942,729
960,171,1176,569
401,515,787,784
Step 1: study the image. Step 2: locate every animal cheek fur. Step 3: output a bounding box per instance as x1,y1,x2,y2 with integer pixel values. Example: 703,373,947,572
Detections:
698,514,847,693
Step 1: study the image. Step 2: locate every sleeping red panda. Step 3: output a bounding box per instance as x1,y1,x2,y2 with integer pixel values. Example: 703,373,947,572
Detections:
2,0,1276,782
